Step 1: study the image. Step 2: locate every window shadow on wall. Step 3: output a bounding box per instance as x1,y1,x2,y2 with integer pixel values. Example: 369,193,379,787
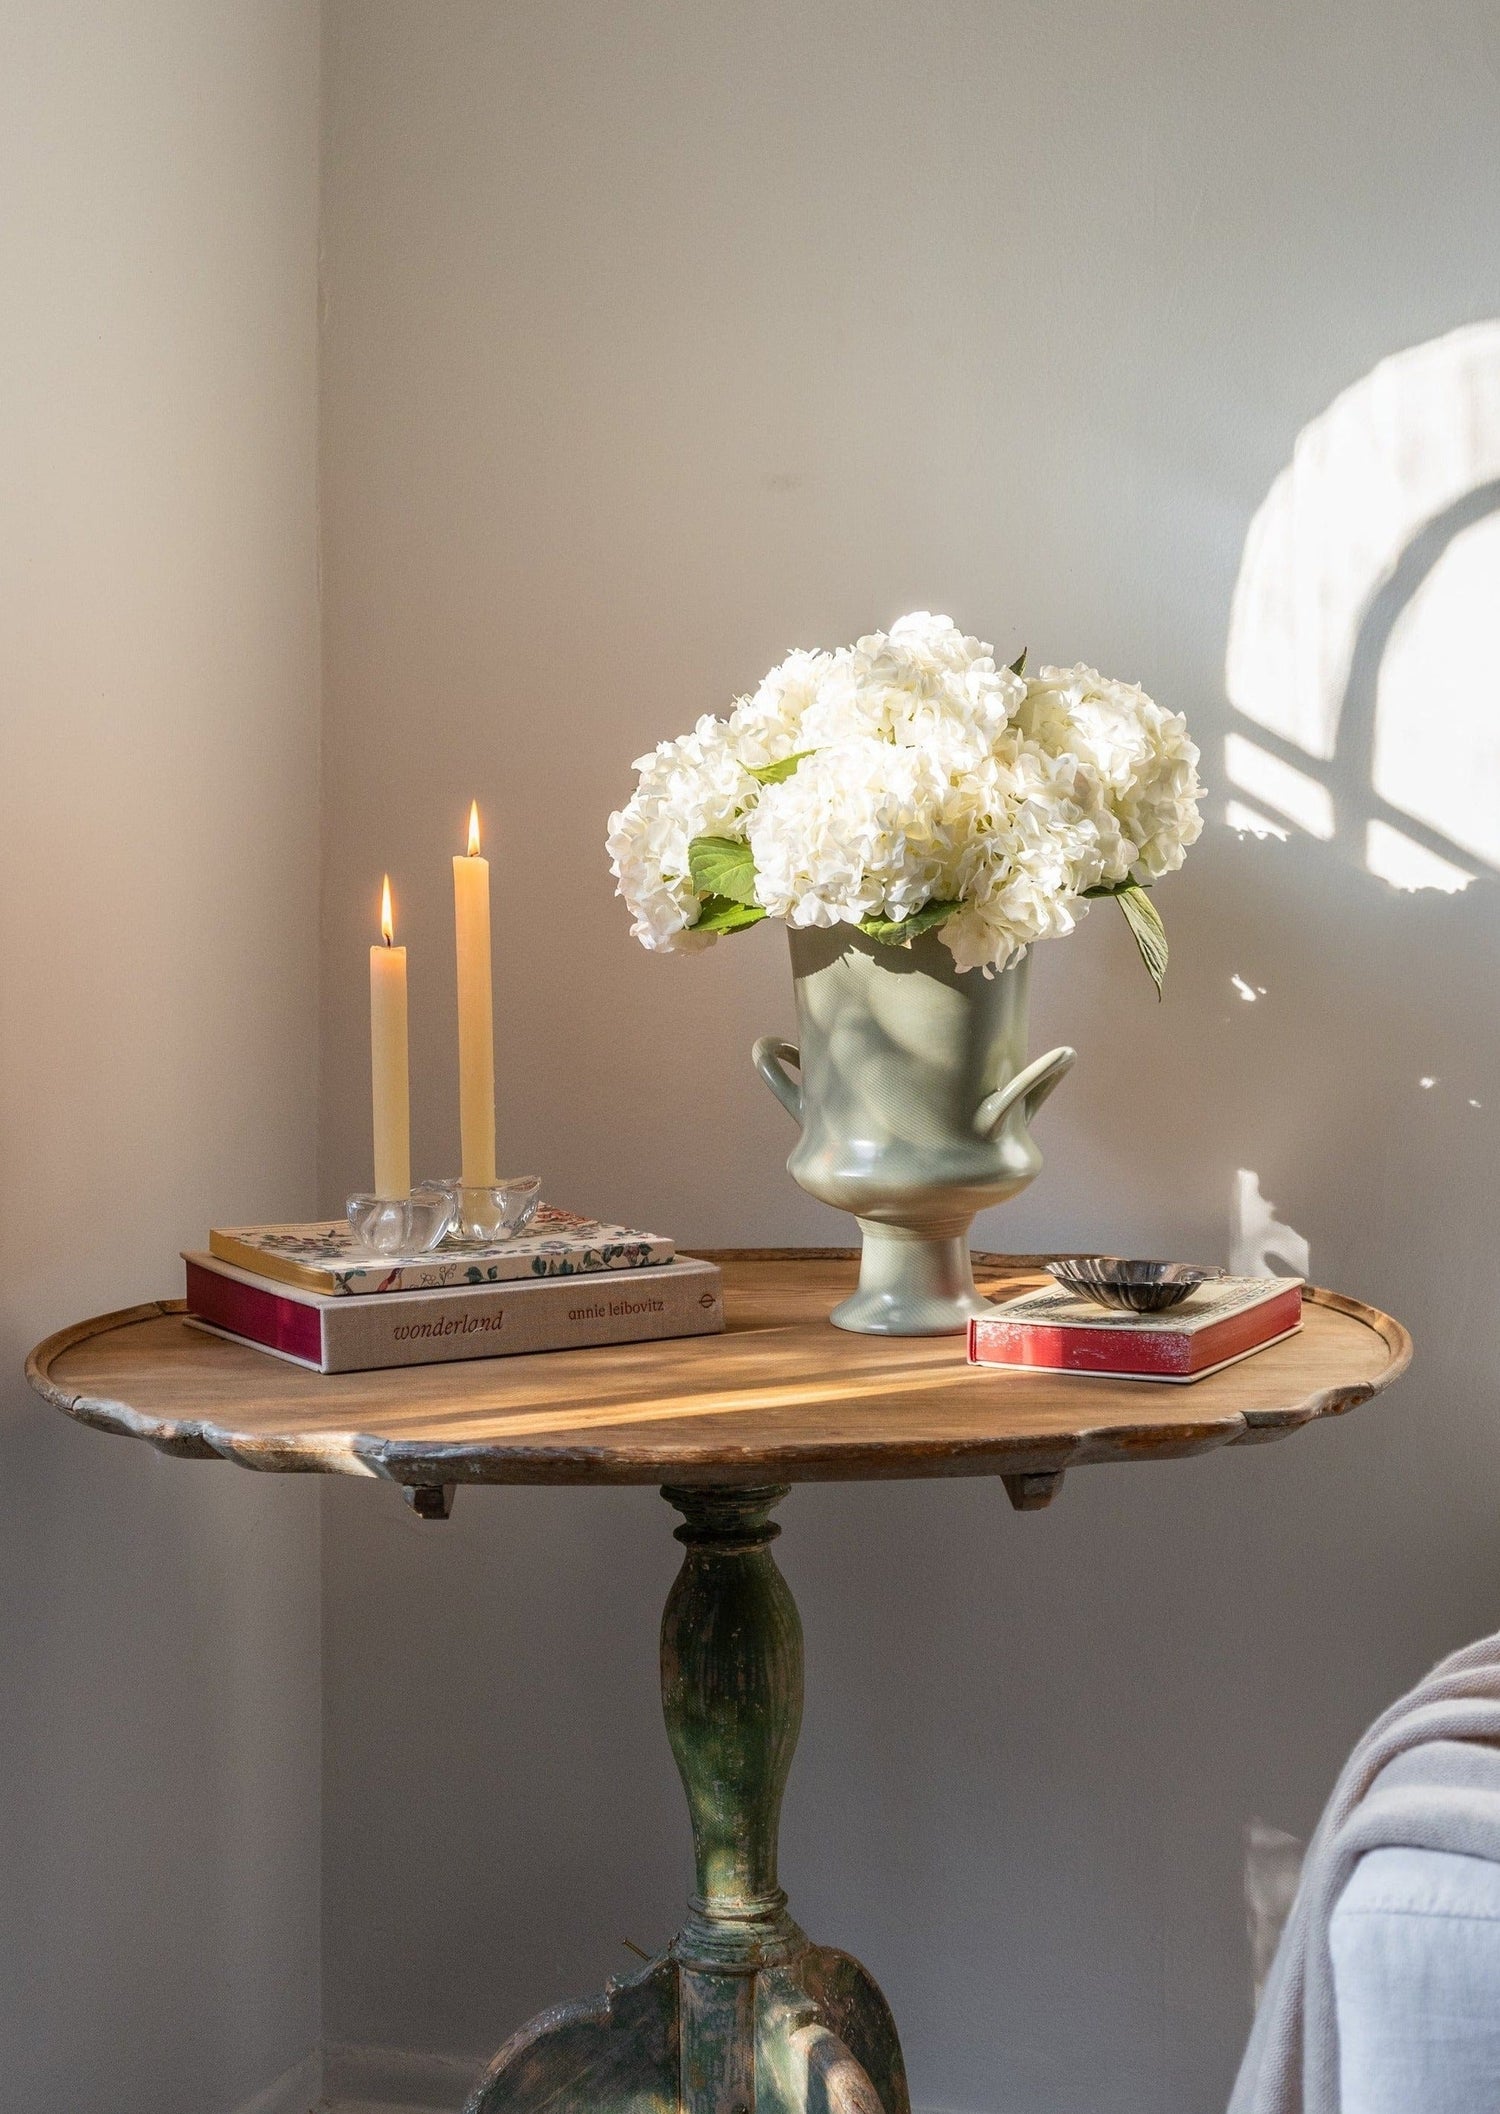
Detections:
1224,321,1500,896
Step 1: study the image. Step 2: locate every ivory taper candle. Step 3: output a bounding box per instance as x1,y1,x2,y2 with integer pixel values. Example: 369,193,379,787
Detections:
370,874,411,1199
453,800,497,1188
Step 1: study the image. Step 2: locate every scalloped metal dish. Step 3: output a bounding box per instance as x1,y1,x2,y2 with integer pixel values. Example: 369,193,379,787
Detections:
1046,1256,1228,1314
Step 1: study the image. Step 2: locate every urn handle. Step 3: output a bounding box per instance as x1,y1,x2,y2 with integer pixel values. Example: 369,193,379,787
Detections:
973,1044,1076,1141
752,1035,803,1126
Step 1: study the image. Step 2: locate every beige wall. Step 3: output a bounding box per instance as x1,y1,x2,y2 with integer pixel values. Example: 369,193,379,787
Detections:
7,1,1494,2103
316,5,1500,2110
0,5,324,2111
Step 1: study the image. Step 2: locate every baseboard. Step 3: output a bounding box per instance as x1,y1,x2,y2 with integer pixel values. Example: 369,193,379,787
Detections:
320,2040,483,2111
226,2051,323,2114
317,2037,975,2114
319,2104,455,2113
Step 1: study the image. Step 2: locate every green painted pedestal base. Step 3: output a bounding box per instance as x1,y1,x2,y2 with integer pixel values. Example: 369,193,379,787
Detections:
463,1486,909,2114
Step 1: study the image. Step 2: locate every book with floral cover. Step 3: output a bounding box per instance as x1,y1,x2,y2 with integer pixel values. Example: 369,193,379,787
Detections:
207,1206,674,1297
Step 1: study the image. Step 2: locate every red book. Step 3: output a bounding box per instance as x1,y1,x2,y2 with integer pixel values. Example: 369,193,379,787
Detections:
967,1276,1303,1382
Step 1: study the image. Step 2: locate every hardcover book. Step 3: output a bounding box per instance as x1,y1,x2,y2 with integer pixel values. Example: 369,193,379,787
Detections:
967,1276,1304,1382
184,1250,724,1374
207,1206,675,1297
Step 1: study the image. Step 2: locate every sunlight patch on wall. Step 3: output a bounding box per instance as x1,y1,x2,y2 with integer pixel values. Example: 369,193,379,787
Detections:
1231,1170,1310,1279
1365,820,1473,895
1224,735,1335,839
1225,800,1289,841
1226,320,1500,763
1371,510,1500,868
1225,320,1500,893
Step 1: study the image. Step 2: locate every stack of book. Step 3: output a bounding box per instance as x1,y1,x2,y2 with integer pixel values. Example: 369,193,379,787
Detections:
184,1207,724,1373
968,1275,1303,1382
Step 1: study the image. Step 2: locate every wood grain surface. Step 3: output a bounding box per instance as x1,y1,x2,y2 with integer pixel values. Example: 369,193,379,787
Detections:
26,1251,1410,1492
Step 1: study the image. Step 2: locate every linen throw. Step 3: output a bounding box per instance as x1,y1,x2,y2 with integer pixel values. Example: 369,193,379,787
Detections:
1228,1634,1500,2114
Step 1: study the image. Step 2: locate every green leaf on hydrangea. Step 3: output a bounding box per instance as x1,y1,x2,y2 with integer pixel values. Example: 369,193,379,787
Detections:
1116,885,1168,997
859,899,964,946
1008,648,1028,676
1083,879,1167,997
746,749,816,786
688,835,759,906
692,894,768,936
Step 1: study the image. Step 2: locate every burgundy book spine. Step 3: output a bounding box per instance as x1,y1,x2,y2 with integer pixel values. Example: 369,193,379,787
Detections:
967,1284,1304,1376
186,1258,325,1367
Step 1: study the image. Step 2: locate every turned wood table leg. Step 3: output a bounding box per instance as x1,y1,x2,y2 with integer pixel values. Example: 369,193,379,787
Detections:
463,1486,909,2114
662,1484,805,1976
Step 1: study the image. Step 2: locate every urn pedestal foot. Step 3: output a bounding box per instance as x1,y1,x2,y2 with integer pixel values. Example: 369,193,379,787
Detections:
829,1223,990,1337
462,1486,909,2114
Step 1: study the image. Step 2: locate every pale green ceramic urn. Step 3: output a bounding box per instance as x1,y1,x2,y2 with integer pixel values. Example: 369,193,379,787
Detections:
753,925,1075,1335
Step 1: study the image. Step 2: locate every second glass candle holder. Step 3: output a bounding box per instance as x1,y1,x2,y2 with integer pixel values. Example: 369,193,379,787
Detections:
441,1174,542,1245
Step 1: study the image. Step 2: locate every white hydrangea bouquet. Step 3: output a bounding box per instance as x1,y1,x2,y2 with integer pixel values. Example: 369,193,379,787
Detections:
607,611,1202,992
608,613,1204,1335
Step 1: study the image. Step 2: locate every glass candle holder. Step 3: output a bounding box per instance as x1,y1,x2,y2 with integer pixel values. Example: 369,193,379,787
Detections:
441,1174,542,1245
346,1181,456,1257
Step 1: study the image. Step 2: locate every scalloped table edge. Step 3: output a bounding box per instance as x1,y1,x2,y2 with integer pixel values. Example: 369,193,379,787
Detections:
24,1252,1413,1496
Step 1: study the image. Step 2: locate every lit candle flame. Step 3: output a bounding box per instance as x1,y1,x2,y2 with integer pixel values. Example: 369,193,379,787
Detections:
380,873,395,946
467,800,482,858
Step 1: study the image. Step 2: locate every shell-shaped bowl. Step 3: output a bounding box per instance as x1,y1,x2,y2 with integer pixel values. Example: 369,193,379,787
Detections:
1046,1257,1227,1314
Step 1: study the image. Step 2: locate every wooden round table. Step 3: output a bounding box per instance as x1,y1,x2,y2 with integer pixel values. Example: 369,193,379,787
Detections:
28,1251,1410,2114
